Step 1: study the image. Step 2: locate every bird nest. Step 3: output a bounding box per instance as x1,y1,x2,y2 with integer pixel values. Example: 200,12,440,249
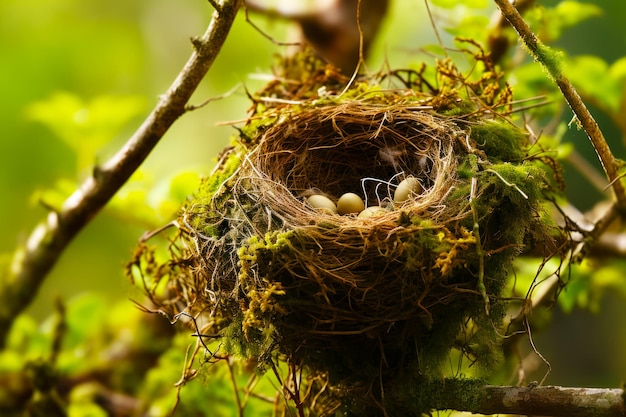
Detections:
131,55,555,415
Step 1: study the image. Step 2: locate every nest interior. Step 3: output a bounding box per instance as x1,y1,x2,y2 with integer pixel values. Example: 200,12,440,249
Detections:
135,60,554,415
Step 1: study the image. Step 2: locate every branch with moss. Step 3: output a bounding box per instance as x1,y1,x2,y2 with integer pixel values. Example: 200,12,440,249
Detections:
492,0,626,210
477,385,626,417
0,0,243,347
403,379,625,417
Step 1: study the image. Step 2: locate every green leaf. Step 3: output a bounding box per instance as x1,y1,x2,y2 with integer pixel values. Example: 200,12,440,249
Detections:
57,293,108,353
557,266,590,313
567,55,621,114
554,1,603,28
525,1,602,42
557,260,626,314
421,44,447,57
446,15,491,40
463,0,488,7
429,0,458,8
509,61,562,119
108,169,201,228
609,56,626,82
163,171,201,206
0,314,50,371
430,0,487,9
157,171,201,220
25,92,146,172
67,401,108,417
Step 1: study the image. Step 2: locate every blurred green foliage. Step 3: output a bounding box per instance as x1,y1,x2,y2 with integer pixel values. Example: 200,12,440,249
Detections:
26,93,148,173
525,0,603,41
0,294,278,416
3,0,626,415
0,0,278,317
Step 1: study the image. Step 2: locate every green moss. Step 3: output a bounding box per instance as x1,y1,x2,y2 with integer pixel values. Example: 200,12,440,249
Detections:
442,98,475,116
181,149,243,235
220,316,276,367
488,162,544,202
469,310,505,375
476,162,544,251
335,81,384,101
203,150,242,198
220,316,248,356
535,41,565,82
471,120,527,162
456,158,477,179
236,232,296,340
237,231,296,265
401,227,443,272
446,183,472,205
411,217,434,228
185,148,242,213
387,376,488,416
427,377,487,413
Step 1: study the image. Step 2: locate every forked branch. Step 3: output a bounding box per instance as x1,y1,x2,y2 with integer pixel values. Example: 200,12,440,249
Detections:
0,0,243,347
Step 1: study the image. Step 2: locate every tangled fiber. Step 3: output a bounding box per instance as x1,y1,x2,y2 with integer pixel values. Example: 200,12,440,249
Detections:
132,52,556,415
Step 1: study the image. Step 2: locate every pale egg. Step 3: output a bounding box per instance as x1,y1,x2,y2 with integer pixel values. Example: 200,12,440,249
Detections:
394,177,422,203
357,206,387,218
337,193,365,215
306,194,337,214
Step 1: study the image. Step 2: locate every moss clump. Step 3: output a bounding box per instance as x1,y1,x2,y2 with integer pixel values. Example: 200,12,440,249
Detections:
134,54,557,416
472,120,528,162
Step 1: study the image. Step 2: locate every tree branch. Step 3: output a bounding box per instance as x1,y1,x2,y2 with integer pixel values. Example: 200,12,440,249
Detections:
475,385,625,417
492,0,626,211
0,0,243,347
395,379,625,417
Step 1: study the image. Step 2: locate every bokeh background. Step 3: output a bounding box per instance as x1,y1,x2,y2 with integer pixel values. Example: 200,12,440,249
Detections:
2,0,626,394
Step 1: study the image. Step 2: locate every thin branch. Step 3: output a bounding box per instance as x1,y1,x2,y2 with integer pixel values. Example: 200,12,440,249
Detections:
492,0,626,210
0,0,243,347
566,150,613,194
226,357,244,417
424,0,446,56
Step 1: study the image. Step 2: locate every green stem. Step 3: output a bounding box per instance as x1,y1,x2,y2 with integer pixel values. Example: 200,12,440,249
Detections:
470,177,490,315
